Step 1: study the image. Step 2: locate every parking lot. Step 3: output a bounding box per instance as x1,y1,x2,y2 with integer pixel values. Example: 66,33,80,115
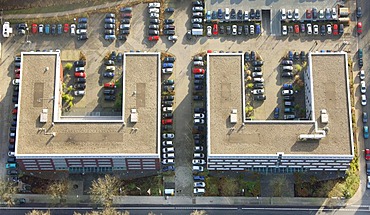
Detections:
0,0,357,194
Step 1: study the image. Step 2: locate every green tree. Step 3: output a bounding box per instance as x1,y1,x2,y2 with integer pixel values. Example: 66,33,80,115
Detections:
65,63,73,70
47,180,70,204
89,175,122,207
0,180,17,206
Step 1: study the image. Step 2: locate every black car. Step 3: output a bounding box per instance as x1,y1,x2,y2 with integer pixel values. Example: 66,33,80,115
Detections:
212,11,217,20
162,125,173,131
194,95,204,100
163,95,174,101
284,96,294,101
250,9,255,19
251,51,256,61
244,25,249,35
76,78,86,83
230,9,236,20
253,60,263,66
253,67,262,72
226,25,231,35
105,95,116,101
237,25,242,35
12,97,18,103
193,125,205,132
105,60,115,66
194,107,205,113
164,25,175,30
11,121,17,127
339,24,344,34
110,51,116,61
13,86,19,91
254,83,264,89
254,95,266,101
281,60,293,65
7,170,18,175
300,51,306,61
162,101,173,107
312,8,318,19
164,19,174,24
357,6,362,18
76,83,86,89
164,57,176,63
105,30,114,35
219,25,225,34
294,52,300,61
164,30,175,35
121,19,130,24
244,52,250,61
51,24,56,35
186,30,192,40
148,30,159,35
282,72,293,77
104,89,115,95
165,7,174,13
192,0,203,6
150,19,160,24
121,30,130,35
194,79,203,84
320,25,326,35
7,157,16,163
13,91,19,97
78,35,88,40
117,53,123,62
359,58,364,68
10,127,16,132
77,23,87,29
163,113,173,118
237,10,243,20
118,35,127,41
74,60,86,67
255,10,261,20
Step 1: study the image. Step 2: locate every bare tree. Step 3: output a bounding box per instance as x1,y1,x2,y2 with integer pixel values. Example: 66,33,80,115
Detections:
26,210,51,215
47,180,70,204
89,175,122,207
190,210,207,215
74,208,129,215
0,180,17,206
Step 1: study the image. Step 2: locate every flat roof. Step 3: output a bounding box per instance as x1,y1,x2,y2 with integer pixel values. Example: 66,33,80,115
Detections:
16,53,159,155
208,53,352,156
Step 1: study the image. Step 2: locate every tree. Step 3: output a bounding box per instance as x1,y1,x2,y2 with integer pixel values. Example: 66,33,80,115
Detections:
47,180,70,203
89,175,122,207
190,210,207,215
74,208,129,215
65,63,73,70
0,180,17,206
26,210,51,215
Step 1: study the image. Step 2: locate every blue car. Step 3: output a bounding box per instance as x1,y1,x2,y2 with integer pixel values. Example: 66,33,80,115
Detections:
194,74,204,79
256,24,261,34
364,126,369,139
162,165,175,172
194,175,205,181
288,51,293,61
45,24,50,34
217,9,223,19
163,63,174,68
194,85,203,90
283,84,293,90
103,72,114,78
206,11,211,22
274,107,280,119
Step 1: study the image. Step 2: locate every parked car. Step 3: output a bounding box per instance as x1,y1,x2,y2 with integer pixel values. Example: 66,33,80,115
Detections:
363,112,368,123
362,94,367,106
365,126,369,139
162,133,175,139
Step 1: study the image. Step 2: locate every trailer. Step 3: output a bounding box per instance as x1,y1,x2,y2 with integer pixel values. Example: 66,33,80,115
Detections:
192,28,203,36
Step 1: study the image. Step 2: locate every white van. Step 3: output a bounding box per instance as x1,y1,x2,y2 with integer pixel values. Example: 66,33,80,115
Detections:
164,189,175,196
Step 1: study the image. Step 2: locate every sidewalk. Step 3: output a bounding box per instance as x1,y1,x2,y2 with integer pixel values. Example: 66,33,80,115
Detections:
14,194,347,207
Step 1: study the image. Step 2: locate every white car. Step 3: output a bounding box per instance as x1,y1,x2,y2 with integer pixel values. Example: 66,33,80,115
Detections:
8,151,15,157
287,10,293,19
327,24,332,35
163,153,175,159
148,8,159,13
148,2,160,8
252,72,263,78
232,25,237,35
319,9,324,19
362,94,367,106
74,90,85,96
193,165,204,172
162,133,175,139
194,182,206,188
168,35,178,42
194,113,205,119
282,90,293,95
194,188,205,194
367,176,370,189
282,66,293,70
207,26,212,37
360,70,365,80
191,18,203,23
313,25,319,35
192,7,203,12
162,147,175,153
162,141,173,146
282,25,287,35
294,9,299,20
244,11,249,21
307,23,312,35
281,9,286,20
192,159,206,165
331,8,337,19
194,146,204,151
12,79,20,86
162,159,174,165
252,89,264,95
194,153,205,158
361,81,367,94
75,67,85,72
253,77,264,82
224,8,230,20
250,25,255,35
163,107,173,112
194,119,205,124
150,13,159,18
70,24,76,36
162,68,173,74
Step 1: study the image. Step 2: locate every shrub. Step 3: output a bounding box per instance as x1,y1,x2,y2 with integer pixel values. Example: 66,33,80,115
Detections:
64,63,73,70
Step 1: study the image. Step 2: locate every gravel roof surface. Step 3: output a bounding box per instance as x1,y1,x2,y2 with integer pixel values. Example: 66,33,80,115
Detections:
208,54,351,155
17,54,159,155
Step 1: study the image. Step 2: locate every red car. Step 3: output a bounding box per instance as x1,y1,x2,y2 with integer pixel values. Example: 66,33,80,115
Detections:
12,108,17,115
193,68,205,74
9,138,15,144
162,119,173,125
207,50,212,53
31,23,38,34
15,73,20,79
212,23,218,35
366,149,370,160
74,72,86,78
148,36,159,41
63,24,69,33
104,82,116,88
294,24,299,34
121,13,132,18
306,9,312,19
14,68,20,74
357,22,362,34
333,24,338,35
